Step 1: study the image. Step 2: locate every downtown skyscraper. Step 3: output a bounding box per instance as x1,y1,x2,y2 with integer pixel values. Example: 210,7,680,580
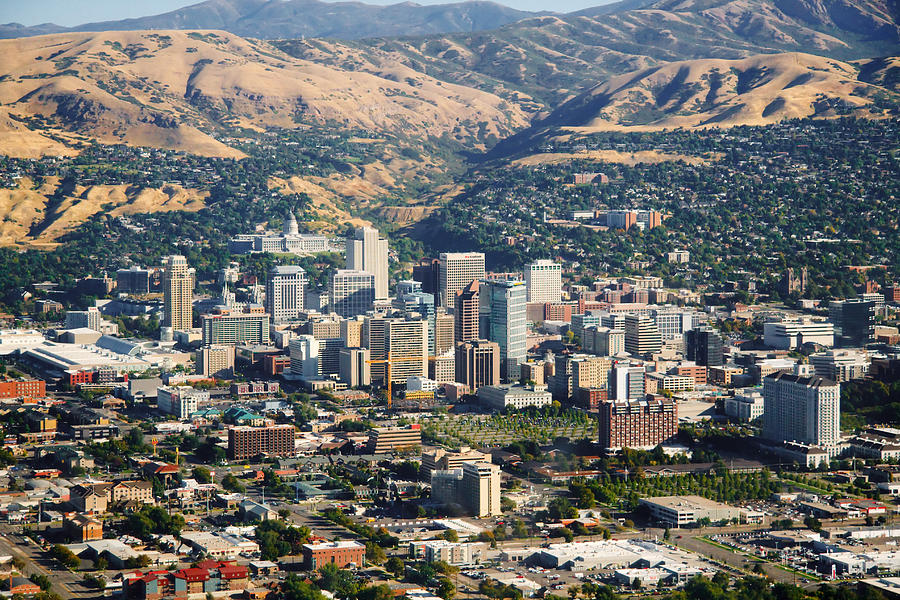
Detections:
162,255,194,331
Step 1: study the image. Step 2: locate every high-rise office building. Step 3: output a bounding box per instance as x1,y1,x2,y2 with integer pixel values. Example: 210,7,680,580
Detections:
454,340,500,392
481,279,527,381
583,326,625,357
652,308,699,341
346,226,389,300
685,327,725,367
116,266,151,294
439,252,485,307
340,317,364,349
430,352,455,383
454,280,480,344
572,356,613,391
762,372,840,448
157,386,208,419
829,299,876,347
434,310,455,355
413,258,440,299
365,425,422,453
524,259,562,303
598,397,677,450
611,364,646,401
317,338,346,379
460,461,501,516
196,345,235,378
330,270,376,317
265,265,306,323
430,461,501,517
200,309,270,345
401,292,436,355
339,347,371,387
364,317,428,385
290,335,320,380
396,280,422,296
163,255,194,331
624,314,662,358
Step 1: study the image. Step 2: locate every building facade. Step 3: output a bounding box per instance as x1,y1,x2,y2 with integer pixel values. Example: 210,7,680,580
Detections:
762,372,840,449
480,279,527,382
346,226,389,300
201,310,270,346
330,270,376,317
524,260,562,304
598,397,678,450
265,265,306,323
455,340,500,392
439,252,485,307
624,315,662,358
228,424,296,460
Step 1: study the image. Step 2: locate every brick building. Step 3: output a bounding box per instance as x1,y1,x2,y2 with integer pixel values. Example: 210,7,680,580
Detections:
598,396,678,451
0,378,45,398
302,541,366,570
227,424,295,460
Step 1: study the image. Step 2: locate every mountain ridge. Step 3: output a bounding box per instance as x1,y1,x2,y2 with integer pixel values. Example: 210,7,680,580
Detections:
0,0,542,41
282,0,899,108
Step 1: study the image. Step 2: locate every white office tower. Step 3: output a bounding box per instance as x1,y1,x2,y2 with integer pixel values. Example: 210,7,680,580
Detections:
289,335,319,380
339,347,371,387
763,317,835,350
611,364,646,401
265,265,307,323
438,252,485,307
346,226,389,300
624,314,662,358
481,279,527,382
162,255,194,331
762,371,840,449
524,259,562,303
461,462,501,517
652,308,700,341
330,270,376,317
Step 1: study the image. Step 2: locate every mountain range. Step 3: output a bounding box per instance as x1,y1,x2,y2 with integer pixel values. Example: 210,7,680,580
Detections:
0,0,898,244
0,0,539,41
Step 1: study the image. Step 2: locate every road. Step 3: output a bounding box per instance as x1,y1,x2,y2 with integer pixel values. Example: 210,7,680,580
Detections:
0,532,96,600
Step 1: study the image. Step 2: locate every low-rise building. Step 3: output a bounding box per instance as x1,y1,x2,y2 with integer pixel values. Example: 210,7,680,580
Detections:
640,495,742,527
366,425,422,454
476,384,552,410
302,541,366,570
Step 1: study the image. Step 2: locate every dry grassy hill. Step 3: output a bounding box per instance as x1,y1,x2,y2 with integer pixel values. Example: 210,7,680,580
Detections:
485,52,900,158
0,177,207,247
0,30,530,158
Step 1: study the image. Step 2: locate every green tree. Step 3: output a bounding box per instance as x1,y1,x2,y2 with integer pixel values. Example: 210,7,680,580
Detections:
191,467,212,484
385,557,404,578
365,541,386,565
50,544,80,570
436,578,455,600
222,473,246,493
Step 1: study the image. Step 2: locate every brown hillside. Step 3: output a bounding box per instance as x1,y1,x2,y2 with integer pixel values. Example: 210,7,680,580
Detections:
0,177,207,247
533,52,900,133
0,30,530,158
